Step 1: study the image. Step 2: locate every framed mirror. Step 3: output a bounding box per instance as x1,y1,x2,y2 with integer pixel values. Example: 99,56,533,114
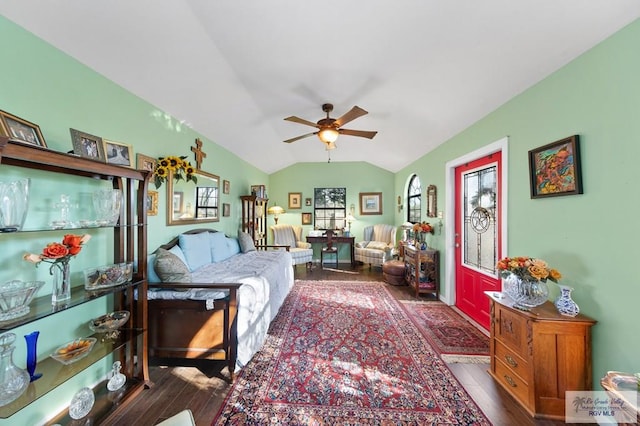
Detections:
167,169,220,225
426,184,437,218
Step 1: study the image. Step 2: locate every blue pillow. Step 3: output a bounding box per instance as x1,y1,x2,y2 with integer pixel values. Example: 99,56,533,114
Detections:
226,237,241,256
178,232,212,271
147,254,161,283
168,245,188,265
210,232,233,262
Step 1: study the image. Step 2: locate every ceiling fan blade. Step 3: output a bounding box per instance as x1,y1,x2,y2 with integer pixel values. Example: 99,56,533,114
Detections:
334,106,368,127
284,116,320,128
283,132,317,144
339,128,378,139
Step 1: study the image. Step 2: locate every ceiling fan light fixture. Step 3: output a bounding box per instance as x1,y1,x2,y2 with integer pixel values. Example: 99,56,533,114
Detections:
324,141,337,150
318,127,339,144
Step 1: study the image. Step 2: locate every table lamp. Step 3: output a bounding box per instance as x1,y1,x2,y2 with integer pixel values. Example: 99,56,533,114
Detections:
267,205,285,224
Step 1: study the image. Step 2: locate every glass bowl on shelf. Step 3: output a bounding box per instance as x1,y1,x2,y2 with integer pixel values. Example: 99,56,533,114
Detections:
83,262,133,290
51,337,97,365
89,310,130,341
0,280,45,323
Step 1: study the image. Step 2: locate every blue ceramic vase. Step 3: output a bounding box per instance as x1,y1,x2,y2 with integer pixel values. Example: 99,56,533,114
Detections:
24,331,42,382
554,285,580,317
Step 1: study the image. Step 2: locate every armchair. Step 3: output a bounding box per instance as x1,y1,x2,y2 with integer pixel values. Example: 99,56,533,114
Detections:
354,224,398,268
270,224,313,269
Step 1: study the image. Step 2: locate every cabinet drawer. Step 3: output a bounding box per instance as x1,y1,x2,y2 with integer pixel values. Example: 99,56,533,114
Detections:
495,305,529,357
494,357,531,409
494,340,530,382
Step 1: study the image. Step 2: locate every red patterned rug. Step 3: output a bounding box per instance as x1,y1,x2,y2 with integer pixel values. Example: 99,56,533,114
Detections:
400,300,490,363
213,280,489,425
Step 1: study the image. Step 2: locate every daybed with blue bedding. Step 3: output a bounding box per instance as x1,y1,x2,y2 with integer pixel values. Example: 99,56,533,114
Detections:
146,229,294,379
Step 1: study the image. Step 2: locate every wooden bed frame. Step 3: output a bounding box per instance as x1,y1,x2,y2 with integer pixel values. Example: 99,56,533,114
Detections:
147,229,241,381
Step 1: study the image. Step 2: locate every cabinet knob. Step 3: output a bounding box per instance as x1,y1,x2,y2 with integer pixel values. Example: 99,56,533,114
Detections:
505,355,518,368
504,374,517,387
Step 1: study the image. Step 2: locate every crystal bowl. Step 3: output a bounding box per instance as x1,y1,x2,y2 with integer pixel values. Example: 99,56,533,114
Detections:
83,262,133,290
0,280,45,322
51,337,97,365
88,310,130,333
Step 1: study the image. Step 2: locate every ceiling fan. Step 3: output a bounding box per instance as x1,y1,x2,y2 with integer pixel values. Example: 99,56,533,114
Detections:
283,103,377,149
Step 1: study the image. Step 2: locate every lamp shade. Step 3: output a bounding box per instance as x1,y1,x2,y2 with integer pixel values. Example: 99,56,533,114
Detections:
346,214,356,223
318,127,339,144
267,205,285,215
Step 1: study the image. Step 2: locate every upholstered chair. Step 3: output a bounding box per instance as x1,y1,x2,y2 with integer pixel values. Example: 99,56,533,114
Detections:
270,224,313,269
354,224,398,268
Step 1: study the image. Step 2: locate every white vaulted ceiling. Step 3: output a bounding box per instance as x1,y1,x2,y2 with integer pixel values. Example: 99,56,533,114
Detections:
1,1,639,173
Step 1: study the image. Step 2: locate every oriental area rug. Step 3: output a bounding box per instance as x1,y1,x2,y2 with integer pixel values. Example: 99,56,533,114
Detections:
213,280,489,425
400,300,490,364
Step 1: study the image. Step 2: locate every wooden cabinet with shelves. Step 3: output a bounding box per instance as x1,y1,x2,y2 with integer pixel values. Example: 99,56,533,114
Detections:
0,137,150,424
240,195,268,246
486,291,596,420
403,245,439,298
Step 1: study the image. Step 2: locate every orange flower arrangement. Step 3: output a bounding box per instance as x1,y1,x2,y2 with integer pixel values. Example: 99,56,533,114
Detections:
23,234,91,273
496,256,562,283
412,221,434,234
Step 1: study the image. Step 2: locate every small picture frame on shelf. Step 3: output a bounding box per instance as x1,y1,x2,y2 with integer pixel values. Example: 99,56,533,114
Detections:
103,139,133,167
302,212,312,225
251,185,266,198
146,190,158,216
0,110,47,147
528,135,583,199
223,203,230,217
136,153,157,172
223,180,230,194
288,192,302,209
70,128,106,162
359,192,382,215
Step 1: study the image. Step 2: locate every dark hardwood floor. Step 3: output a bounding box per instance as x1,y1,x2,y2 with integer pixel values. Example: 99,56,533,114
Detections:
107,263,573,426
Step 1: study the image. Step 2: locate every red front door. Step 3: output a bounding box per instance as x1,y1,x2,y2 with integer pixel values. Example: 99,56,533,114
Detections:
454,153,502,329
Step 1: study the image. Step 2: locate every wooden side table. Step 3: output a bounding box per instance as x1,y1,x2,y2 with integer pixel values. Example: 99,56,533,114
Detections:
403,245,439,298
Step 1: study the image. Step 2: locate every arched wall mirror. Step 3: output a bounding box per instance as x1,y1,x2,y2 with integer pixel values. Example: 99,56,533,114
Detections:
167,169,220,225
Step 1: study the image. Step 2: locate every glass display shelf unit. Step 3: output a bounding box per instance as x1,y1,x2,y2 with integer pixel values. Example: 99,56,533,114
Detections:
0,223,145,234
0,280,144,331
0,328,144,418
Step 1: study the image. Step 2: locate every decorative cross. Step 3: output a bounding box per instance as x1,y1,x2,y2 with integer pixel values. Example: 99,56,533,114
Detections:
191,138,207,169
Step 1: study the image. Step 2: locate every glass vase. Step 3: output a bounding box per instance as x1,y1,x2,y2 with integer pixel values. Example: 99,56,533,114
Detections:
0,178,30,232
51,262,71,305
554,285,580,317
24,331,42,382
92,189,122,226
0,332,30,407
503,274,549,309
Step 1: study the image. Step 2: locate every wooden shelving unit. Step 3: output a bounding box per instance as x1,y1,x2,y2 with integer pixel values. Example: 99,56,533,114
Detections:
240,195,268,246
0,137,150,424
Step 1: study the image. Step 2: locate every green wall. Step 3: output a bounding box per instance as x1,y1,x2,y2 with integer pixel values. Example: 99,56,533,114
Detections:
396,19,640,386
269,161,395,261
0,16,266,424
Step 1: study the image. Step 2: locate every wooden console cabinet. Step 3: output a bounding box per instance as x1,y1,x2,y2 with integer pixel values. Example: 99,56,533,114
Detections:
403,245,439,298
486,291,596,420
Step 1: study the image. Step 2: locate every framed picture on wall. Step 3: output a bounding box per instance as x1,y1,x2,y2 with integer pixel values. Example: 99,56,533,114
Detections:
103,139,133,167
223,203,230,217
146,190,158,216
223,180,230,194
359,192,382,215
302,212,312,225
0,110,47,147
70,128,106,162
528,135,582,198
288,192,302,209
305,197,312,206
137,153,157,172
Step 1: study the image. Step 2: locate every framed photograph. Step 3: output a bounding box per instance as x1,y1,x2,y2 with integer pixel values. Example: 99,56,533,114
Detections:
288,192,302,209
359,192,382,215
305,197,312,206
70,128,106,162
223,180,230,195
103,139,133,167
146,190,158,216
223,203,230,217
173,192,183,213
0,110,47,147
302,212,312,225
528,135,583,198
136,153,157,172
251,185,266,198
